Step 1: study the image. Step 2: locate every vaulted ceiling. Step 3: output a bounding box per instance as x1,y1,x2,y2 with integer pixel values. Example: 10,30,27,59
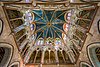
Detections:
2,0,98,66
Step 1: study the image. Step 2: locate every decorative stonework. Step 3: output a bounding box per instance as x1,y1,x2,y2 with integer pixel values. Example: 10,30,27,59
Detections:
87,42,100,67
0,42,13,67
0,19,3,35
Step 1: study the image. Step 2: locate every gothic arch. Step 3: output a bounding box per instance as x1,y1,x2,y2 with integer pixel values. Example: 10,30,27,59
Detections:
87,42,100,67
97,19,100,34
80,61,92,67
0,18,3,35
0,42,13,67
9,61,20,67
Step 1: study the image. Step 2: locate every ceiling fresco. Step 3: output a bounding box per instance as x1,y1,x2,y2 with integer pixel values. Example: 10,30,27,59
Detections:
32,10,66,39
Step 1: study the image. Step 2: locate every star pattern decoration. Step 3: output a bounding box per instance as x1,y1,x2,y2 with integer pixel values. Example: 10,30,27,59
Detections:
32,10,68,42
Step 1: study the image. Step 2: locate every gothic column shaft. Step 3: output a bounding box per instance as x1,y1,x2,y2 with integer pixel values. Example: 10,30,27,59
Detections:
41,51,45,64
54,51,59,64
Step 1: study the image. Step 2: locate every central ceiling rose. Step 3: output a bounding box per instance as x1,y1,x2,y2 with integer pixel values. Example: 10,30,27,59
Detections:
32,10,68,40
47,22,52,27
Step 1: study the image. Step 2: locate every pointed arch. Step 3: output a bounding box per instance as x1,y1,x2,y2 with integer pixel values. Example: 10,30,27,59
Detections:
9,61,20,67
97,19,100,34
0,42,13,67
87,42,100,67
0,18,3,35
80,61,92,67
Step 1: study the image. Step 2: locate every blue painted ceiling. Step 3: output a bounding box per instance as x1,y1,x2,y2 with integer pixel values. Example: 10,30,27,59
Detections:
33,10,66,39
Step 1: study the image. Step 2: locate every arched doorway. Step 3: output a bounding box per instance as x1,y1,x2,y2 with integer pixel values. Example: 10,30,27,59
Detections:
87,42,100,67
0,42,13,67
